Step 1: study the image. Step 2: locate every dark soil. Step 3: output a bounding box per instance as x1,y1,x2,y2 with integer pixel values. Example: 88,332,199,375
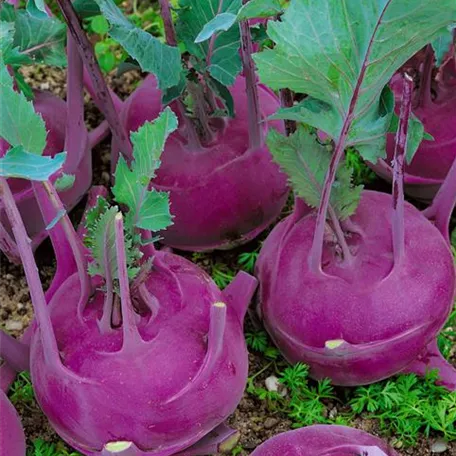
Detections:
1,65,455,456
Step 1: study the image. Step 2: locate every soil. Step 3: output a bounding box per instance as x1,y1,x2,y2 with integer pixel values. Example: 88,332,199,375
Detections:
1,64,455,456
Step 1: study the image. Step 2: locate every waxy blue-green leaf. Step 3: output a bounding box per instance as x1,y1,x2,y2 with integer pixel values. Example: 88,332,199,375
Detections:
0,146,66,181
237,0,283,20
267,127,362,219
73,0,101,19
96,0,182,90
113,108,177,232
195,13,237,43
55,173,76,191
254,0,456,163
432,28,454,67
26,0,47,19
177,0,242,86
0,61,47,155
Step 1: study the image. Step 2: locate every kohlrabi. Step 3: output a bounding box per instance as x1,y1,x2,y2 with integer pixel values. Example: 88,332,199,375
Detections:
0,106,257,455
254,0,456,387
0,4,100,263
250,425,398,456
371,30,456,201
62,0,289,251
0,389,26,456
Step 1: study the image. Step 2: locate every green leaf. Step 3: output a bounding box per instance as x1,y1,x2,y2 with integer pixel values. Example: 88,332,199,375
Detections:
96,0,182,90
55,173,75,191
0,146,66,181
267,127,362,219
0,21,15,56
113,107,178,232
195,13,238,43
90,15,110,35
12,11,67,67
0,61,47,155
254,0,456,163
432,27,454,67
84,197,142,281
237,0,283,21
176,0,242,86
73,0,101,19
26,0,47,19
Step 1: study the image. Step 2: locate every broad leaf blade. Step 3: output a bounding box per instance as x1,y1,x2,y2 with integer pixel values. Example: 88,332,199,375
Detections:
96,0,182,90
237,0,283,20
0,146,66,180
113,108,178,232
12,11,67,67
195,13,237,43
0,61,47,155
176,0,242,86
432,27,454,67
26,0,47,19
254,0,456,162
267,127,362,219
137,191,172,231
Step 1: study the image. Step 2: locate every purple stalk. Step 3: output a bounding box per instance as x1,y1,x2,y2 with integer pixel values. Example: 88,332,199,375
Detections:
239,3,262,150
158,0,177,46
0,178,60,368
34,181,90,319
88,119,111,149
0,331,30,372
157,0,201,148
308,2,391,274
423,156,456,244
114,213,144,352
56,0,132,161
391,74,413,264
63,33,85,170
415,44,434,108
83,69,124,114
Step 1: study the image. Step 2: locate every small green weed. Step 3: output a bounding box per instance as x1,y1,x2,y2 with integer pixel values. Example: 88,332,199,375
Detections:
211,263,235,289
27,439,80,456
9,371,34,405
345,148,377,186
237,248,259,273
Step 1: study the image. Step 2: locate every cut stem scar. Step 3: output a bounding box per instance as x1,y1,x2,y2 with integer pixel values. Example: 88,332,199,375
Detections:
392,73,413,265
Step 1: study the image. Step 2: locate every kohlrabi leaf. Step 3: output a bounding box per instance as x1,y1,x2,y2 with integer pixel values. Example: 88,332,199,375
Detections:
176,0,242,86
0,20,15,56
432,27,454,67
254,0,456,163
237,0,283,20
0,61,47,155
84,197,141,281
113,108,178,232
73,0,101,19
55,173,76,191
95,0,182,90
26,0,47,19
0,146,66,180
195,13,238,43
267,127,362,220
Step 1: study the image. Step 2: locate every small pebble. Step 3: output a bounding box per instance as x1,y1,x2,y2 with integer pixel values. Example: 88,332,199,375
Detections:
5,320,23,331
263,417,278,429
431,438,448,453
265,375,280,392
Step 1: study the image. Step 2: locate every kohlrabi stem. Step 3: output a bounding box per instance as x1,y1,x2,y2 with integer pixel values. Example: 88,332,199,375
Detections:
188,81,216,145
415,44,434,108
0,330,30,372
206,0,224,68
319,445,387,456
279,88,296,135
157,0,201,148
114,213,144,351
88,120,111,149
423,156,456,245
56,0,132,161
158,0,177,46
98,227,115,334
240,8,262,150
37,181,91,319
328,207,353,265
64,33,85,170
0,178,60,368
392,73,413,265
137,283,160,317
